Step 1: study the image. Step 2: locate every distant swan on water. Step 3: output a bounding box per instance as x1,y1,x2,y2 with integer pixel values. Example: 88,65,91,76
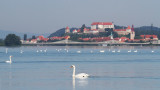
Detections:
70,65,89,79
20,50,23,53
44,49,47,52
6,56,12,64
100,50,105,53
151,50,154,53
134,50,137,52
66,50,69,53
77,51,81,53
112,50,116,53
40,50,43,52
117,50,120,52
128,50,131,52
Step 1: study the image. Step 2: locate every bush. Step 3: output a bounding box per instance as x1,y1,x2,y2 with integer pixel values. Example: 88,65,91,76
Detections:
4,34,21,46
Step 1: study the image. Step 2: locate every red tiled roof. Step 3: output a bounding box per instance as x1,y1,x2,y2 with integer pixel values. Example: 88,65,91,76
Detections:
73,29,77,32
114,29,126,31
83,28,90,31
126,26,131,29
37,35,49,41
91,22,113,25
66,26,69,29
140,35,158,39
77,29,81,32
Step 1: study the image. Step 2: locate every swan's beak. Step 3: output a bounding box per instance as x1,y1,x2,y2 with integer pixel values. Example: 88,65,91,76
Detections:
70,66,73,68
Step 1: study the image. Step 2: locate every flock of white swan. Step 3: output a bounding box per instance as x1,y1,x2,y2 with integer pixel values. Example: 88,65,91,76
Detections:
4,48,155,64
4,48,156,79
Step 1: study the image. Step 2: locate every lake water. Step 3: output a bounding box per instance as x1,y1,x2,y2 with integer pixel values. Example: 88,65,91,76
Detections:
0,46,160,90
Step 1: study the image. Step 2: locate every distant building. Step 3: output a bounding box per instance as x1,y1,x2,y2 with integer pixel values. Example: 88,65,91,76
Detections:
114,25,135,40
72,29,77,33
140,35,158,40
91,22,114,32
37,35,49,41
49,36,70,40
65,26,70,33
82,28,99,34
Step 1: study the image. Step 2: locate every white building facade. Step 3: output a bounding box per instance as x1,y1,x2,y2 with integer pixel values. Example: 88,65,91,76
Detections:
91,22,114,32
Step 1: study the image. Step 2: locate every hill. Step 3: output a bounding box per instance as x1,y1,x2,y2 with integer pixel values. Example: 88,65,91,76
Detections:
48,25,160,39
134,26,160,38
48,28,79,38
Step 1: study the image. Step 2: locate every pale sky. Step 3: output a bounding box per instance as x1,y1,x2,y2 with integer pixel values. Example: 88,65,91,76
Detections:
0,0,160,34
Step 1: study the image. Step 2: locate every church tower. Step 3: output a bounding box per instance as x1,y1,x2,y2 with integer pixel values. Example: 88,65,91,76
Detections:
130,25,135,40
65,26,70,33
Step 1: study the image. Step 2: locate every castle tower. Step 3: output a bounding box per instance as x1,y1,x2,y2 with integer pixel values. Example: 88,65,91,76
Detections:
65,26,70,33
131,25,134,31
130,25,135,40
126,26,131,32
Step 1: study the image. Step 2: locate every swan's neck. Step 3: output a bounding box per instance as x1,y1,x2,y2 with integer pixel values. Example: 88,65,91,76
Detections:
72,67,75,77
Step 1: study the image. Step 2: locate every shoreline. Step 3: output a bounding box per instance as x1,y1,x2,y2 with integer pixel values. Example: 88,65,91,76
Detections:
21,42,160,46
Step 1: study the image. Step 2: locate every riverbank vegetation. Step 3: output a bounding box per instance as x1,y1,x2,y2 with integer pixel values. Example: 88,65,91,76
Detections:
4,34,21,46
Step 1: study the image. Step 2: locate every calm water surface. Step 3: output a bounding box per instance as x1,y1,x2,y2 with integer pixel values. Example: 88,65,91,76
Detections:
0,46,160,90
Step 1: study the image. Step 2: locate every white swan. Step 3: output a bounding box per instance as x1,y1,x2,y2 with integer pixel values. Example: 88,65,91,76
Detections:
134,50,137,52
128,50,131,52
77,51,81,53
66,50,69,53
117,50,120,52
100,50,105,53
6,56,12,64
112,50,115,53
20,50,23,53
151,50,154,53
40,50,43,52
44,49,47,52
70,65,89,79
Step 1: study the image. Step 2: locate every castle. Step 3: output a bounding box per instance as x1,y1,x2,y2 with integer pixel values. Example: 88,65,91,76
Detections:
65,22,135,39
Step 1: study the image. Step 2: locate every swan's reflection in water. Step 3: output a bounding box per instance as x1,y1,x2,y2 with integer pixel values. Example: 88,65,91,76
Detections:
72,77,75,90
72,77,88,90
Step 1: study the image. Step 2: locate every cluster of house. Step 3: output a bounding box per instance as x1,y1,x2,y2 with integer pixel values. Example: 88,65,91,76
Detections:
22,22,158,43
23,35,70,43
79,35,158,43
23,36,49,43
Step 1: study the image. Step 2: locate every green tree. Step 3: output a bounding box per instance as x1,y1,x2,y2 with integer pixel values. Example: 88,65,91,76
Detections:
80,24,86,32
134,36,143,39
4,34,21,46
24,34,27,40
0,39,4,46
32,35,36,39
150,36,153,39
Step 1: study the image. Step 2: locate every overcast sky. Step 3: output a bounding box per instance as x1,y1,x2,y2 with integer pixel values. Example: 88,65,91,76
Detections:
0,0,160,34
